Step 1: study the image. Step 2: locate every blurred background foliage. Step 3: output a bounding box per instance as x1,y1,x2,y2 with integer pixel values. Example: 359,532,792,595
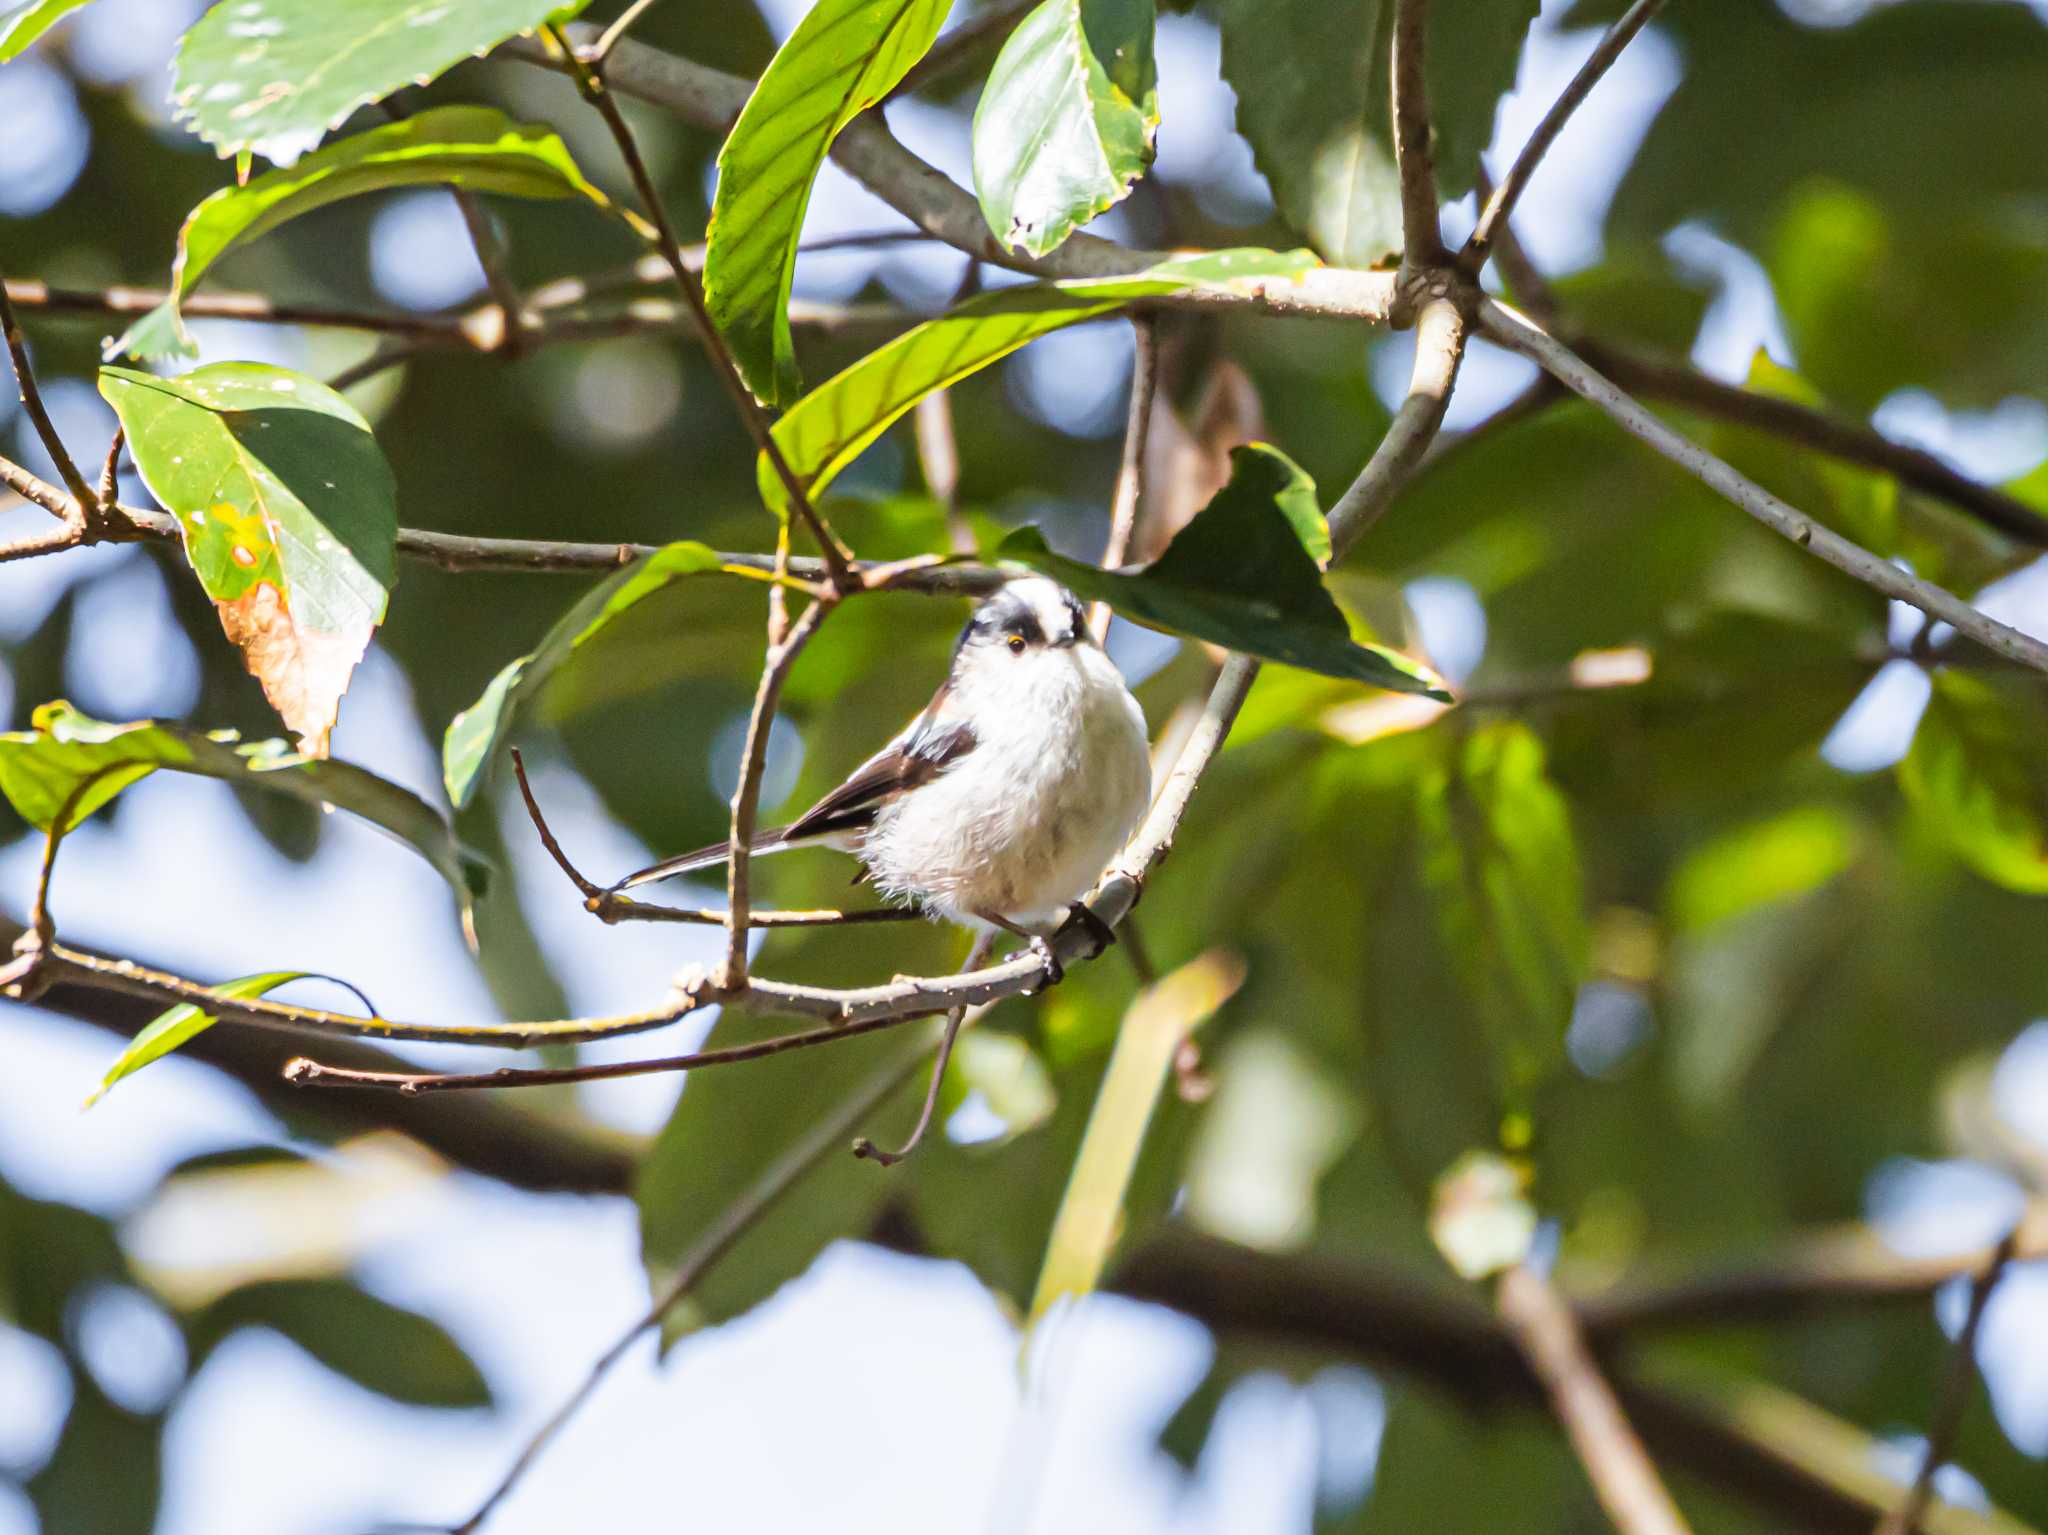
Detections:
4,0,2048,1531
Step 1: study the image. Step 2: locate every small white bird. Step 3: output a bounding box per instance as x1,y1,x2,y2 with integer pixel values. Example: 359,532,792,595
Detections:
614,576,1153,977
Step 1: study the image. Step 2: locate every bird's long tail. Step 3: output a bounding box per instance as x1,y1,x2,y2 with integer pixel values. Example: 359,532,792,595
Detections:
611,827,810,892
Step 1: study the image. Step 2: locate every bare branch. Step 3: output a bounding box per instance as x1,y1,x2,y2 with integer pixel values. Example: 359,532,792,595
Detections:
1469,165,1562,326
1465,0,1667,268
1329,295,1469,549
1873,1232,2019,1535
720,597,833,986
446,1044,925,1534
1579,337,2048,548
6,274,474,342
0,264,97,516
1480,299,2048,677
590,0,665,62
852,931,996,1166
546,24,855,588
1390,0,1445,267
1090,312,1159,640
1498,1264,1693,1535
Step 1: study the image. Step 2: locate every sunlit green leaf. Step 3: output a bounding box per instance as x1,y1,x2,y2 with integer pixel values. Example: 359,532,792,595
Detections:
108,106,614,362
1215,0,1537,265
759,247,1321,521
972,0,1157,258
1900,671,2048,896
1031,950,1244,1323
1666,804,1860,932
1415,721,1586,1098
0,0,93,60
189,1278,491,1408
442,540,724,808
171,0,592,163
0,701,483,930
100,363,396,754
999,443,1449,694
703,0,951,404
85,972,310,1106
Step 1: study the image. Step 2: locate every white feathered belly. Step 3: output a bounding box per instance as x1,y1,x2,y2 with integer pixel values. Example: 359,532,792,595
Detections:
862,648,1150,927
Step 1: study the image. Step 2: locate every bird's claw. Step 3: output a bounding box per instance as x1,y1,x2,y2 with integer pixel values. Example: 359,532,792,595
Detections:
1029,933,1064,988
1063,902,1117,961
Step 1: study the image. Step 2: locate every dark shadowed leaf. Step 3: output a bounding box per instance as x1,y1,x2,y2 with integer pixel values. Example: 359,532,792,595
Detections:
972,0,1158,258
0,0,94,60
1215,0,1538,265
703,0,951,404
442,541,724,808
171,0,591,163
1900,671,2048,896
1414,721,1586,1097
188,1278,491,1408
999,443,1448,694
86,972,311,1106
760,248,1320,521
108,107,614,362
100,363,396,754
0,701,482,930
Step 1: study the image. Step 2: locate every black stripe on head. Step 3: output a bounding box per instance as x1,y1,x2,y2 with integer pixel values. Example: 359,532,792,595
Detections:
957,585,1046,653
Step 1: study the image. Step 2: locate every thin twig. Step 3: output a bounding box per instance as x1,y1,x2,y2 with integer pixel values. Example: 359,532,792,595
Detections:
1090,313,1159,640
590,0,665,62
853,931,995,1166
913,391,975,554
1480,299,2048,676
1873,1232,2020,1535
1468,165,1561,327
1329,296,1468,549
328,344,423,393
444,1045,924,1533
1465,0,1667,269
0,265,96,517
449,188,529,353
547,24,854,588
1498,1264,1693,1535
721,598,833,986
96,429,122,509
1389,0,1445,268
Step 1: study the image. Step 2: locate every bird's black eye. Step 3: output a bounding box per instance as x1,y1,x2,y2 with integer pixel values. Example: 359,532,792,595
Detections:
1006,634,1027,654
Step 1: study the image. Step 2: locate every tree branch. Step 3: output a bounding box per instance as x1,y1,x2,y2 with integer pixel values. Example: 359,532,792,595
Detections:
1465,0,1667,268
0,265,97,517
1390,0,1445,268
1873,1232,2019,1535
1498,1264,1693,1535
1480,299,2048,676
547,24,854,587
1089,312,1159,639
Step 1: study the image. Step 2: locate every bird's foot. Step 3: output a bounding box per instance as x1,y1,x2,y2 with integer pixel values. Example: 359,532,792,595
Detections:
1029,933,1064,988
1063,902,1117,961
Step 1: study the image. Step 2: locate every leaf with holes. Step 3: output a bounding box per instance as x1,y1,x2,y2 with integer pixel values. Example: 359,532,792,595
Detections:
1900,671,2048,896
443,541,725,808
86,972,311,1106
703,0,952,405
998,443,1448,695
1215,0,1538,265
0,0,95,60
99,363,395,754
109,106,615,362
171,0,591,163
0,700,484,932
972,0,1158,258
759,247,1320,520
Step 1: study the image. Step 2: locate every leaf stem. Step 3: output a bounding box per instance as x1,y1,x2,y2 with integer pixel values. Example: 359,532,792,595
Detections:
0,264,97,519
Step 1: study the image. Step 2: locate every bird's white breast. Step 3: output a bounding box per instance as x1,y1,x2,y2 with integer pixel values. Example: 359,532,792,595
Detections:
864,643,1151,927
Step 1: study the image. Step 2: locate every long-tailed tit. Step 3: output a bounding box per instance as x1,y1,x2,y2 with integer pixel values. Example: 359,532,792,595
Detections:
613,576,1152,977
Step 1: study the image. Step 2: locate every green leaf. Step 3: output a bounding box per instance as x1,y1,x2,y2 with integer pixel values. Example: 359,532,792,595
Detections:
170,0,592,163
703,0,951,404
442,540,724,808
1900,671,2048,896
759,247,1320,520
99,363,396,753
1215,0,1538,265
188,1278,492,1408
1030,951,1244,1323
998,443,1449,695
1665,805,1860,933
1414,721,1586,1098
86,972,309,1106
108,106,614,363
0,701,483,931
972,0,1158,258
0,0,93,61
